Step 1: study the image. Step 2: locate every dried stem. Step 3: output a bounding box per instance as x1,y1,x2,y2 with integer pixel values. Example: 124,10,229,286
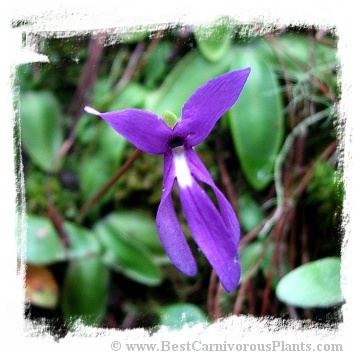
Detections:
113,42,145,94
68,32,107,130
264,33,297,129
289,208,297,270
207,270,218,319
100,30,164,110
214,283,224,320
246,280,256,316
265,34,337,104
215,135,238,212
47,199,71,249
239,208,277,249
260,208,290,316
76,148,142,222
234,236,273,315
301,212,310,264
135,30,165,74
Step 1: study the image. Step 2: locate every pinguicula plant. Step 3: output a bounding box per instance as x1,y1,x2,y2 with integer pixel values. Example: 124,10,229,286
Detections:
84,68,251,293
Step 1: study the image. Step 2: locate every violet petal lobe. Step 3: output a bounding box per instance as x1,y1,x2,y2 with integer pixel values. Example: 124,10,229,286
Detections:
84,106,172,155
156,151,198,276
187,149,241,247
177,172,241,293
174,68,251,147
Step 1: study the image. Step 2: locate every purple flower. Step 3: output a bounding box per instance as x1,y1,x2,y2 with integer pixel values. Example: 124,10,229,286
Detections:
84,68,251,293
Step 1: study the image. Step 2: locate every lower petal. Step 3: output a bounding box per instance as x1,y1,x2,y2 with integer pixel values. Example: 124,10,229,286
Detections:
156,153,197,276
177,177,240,293
186,149,241,247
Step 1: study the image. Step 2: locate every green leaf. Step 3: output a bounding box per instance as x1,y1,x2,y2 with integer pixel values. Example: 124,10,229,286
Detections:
119,30,149,44
259,34,337,79
96,120,127,163
239,242,264,282
20,91,64,172
79,155,112,206
75,113,98,145
61,255,109,326
145,50,232,117
64,221,101,259
91,77,112,109
101,211,167,260
79,120,126,204
23,214,66,264
238,194,266,233
276,257,343,308
94,219,163,286
22,214,102,264
143,41,174,88
194,17,234,63
88,77,148,112
107,82,148,112
228,46,284,190
159,303,209,330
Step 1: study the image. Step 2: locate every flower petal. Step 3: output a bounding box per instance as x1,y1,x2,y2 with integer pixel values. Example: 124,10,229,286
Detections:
84,106,172,155
187,149,241,247
174,68,251,147
156,152,198,276
177,173,240,293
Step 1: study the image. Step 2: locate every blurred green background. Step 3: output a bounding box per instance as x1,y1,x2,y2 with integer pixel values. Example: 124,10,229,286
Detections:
16,20,343,336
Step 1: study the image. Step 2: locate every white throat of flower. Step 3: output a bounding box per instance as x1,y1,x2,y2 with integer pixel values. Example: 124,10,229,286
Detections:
172,146,193,188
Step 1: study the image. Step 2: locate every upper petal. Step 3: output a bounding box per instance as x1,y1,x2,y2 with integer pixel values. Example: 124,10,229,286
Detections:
174,68,251,147
177,174,240,293
84,106,172,155
156,151,197,276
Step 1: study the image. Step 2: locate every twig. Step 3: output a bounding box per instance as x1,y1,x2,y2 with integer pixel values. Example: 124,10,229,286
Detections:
76,148,142,222
301,212,310,264
289,208,297,270
239,208,277,249
68,31,107,129
260,208,291,316
264,33,297,129
287,305,299,319
100,30,164,110
47,199,71,249
234,236,273,315
246,280,256,316
315,29,337,48
214,283,224,320
265,34,337,104
207,270,218,319
135,29,165,74
259,107,334,238
113,42,145,94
